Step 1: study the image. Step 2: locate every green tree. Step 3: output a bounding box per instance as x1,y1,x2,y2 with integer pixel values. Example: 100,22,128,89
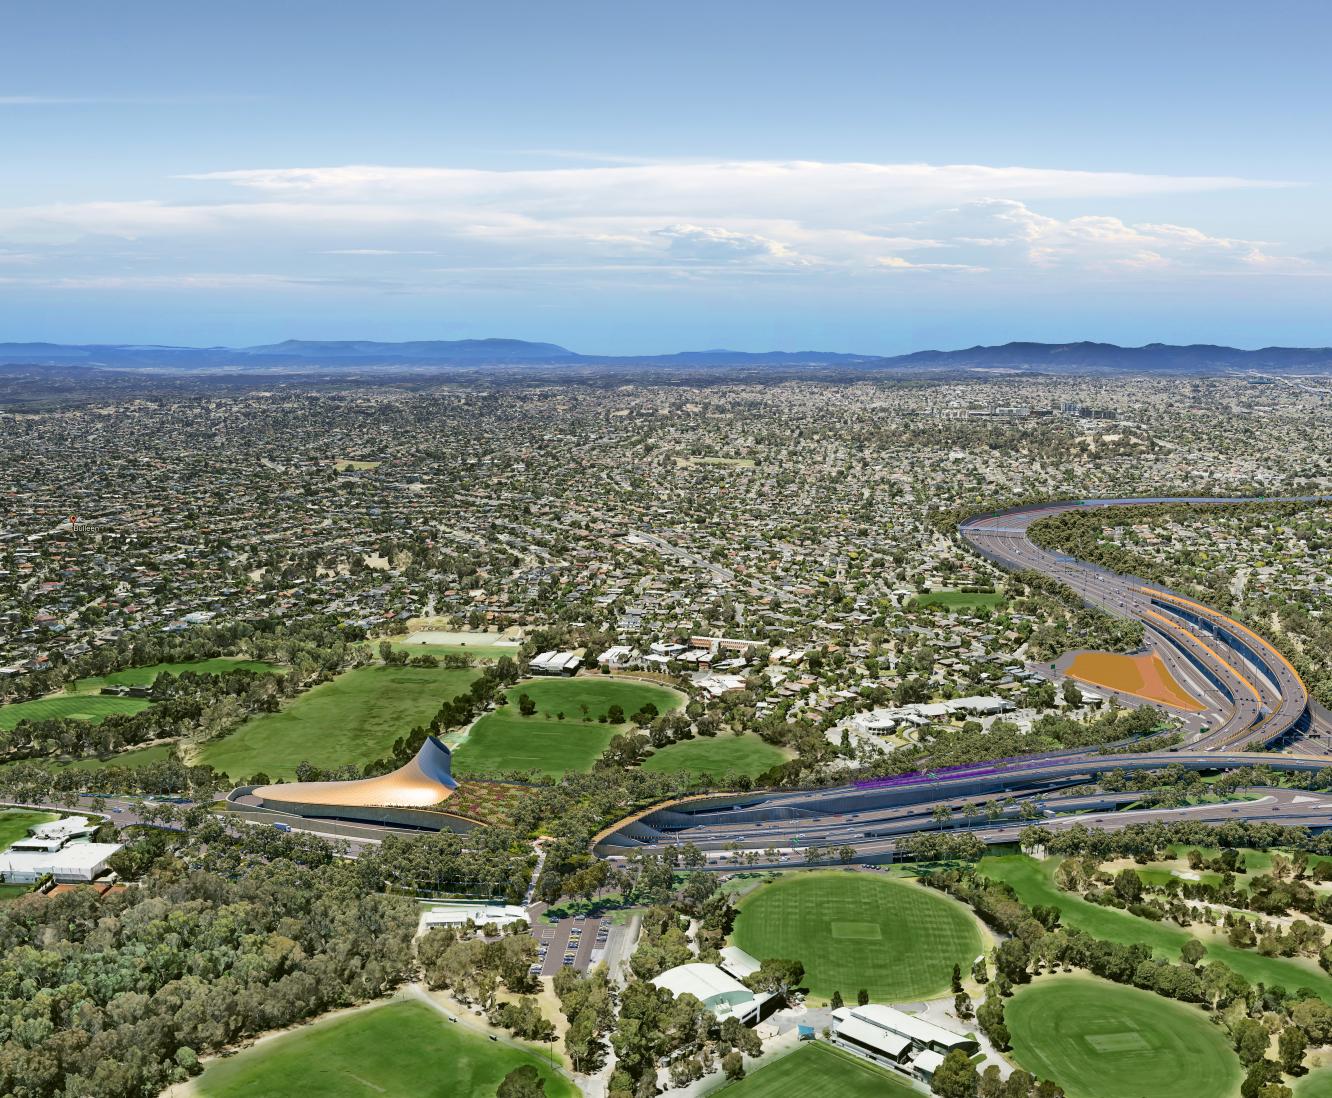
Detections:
1180,938,1207,967
1279,1026,1307,1074
1232,1017,1270,1066
497,1064,547,1098
930,1048,979,1098
976,995,1009,1051
744,959,805,1000
722,1051,745,1080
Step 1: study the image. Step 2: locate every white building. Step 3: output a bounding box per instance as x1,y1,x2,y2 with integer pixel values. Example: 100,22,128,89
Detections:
528,651,582,676
651,963,764,1023
718,946,762,982
597,645,639,669
945,695,1014,716
24,815,98,845
692,672,747,698
0,842,122,884
831,1004,976,1079
422,902,530,930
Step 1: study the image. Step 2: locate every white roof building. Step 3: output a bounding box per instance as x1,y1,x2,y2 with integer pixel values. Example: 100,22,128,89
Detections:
0,842,122,884
31,815,98,842
529,651,582,675
911,1049,947,1079
831,1004,976,1058
422,902,529,930
597,645,638,667
718,945,762,982
651,963,762,1022
692,672,747,698
945,695,1014,716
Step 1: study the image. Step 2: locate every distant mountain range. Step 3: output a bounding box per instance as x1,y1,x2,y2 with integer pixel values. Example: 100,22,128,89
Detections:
1,338,1331,374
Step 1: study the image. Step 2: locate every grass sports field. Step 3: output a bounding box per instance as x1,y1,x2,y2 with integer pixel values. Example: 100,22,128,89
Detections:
912,588,1004,610
452,677,682,778
193,999,576,1098
0,694,150,731
1297,1067,1332,1097
730,871,983,1002
0,808,58,850
1005,976,1241,1098
391,640,521,663
641,733,788,779
982,854,1332,1000
198,665,479,780
75,658,279,690
716,1041,917,1097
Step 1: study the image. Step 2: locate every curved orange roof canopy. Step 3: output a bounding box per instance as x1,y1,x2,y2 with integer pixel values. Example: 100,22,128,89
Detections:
253,736,457,810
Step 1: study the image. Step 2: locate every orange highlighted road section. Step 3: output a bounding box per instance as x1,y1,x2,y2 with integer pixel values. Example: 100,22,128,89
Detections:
1066,651,1207,713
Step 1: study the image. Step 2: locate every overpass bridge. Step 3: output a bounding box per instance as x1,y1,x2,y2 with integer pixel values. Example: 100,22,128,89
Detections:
594,496,1331,863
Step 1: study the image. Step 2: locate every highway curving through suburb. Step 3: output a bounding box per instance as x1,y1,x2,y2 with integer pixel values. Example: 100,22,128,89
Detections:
960,497,1314,751
593,496,1332,865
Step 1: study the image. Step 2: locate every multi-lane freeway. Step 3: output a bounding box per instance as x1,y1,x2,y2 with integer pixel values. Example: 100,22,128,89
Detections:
960,498,1315,751
594,497,1332,864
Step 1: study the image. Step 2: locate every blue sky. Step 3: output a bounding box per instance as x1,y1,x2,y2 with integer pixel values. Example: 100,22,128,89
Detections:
2,0,1330,353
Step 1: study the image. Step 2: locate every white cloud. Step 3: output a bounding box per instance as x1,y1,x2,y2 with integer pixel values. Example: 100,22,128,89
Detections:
654,224,795,261
0,158,1317,292
916,199,1309,274
876,256,987,273
181,159,1286,206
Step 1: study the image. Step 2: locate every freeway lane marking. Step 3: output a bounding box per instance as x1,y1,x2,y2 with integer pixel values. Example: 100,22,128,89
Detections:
1141,586,1308,696
1141,607,1263,710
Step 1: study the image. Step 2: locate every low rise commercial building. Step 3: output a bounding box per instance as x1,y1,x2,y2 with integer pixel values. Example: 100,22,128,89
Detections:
651,963,765,1023
529,650,582,675
0,842,122,884
422,902,529,930
831,1004,977,1080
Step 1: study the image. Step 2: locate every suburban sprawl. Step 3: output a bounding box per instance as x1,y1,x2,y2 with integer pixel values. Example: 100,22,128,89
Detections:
2,367,1332,1098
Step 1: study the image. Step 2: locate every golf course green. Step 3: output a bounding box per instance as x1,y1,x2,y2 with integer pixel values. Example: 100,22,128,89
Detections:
75,658,279,690
1296,1066,1332,1097
731,871,983,1002
1005,976,1242,1098
0,659,279,732
0,808,58,850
